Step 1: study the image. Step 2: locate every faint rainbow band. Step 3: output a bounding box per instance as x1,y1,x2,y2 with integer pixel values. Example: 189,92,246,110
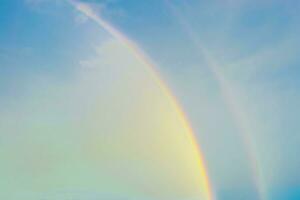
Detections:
164,1,267,199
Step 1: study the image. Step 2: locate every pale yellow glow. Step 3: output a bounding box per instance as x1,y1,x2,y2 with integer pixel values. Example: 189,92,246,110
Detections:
79,39,214,199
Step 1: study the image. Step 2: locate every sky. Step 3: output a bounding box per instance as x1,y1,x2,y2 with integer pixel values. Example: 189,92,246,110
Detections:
0,0,300,199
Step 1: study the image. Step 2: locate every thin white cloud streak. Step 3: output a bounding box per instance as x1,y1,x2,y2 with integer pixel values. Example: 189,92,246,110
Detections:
67,0,160,86
227,35,300,78
68,0,132,50
164,1,267,200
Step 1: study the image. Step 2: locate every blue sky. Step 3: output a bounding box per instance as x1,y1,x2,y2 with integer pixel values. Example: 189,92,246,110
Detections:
1,0,300,199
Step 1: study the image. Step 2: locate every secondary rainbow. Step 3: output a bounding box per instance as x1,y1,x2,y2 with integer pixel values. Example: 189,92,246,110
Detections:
69,1,215,200
164,1,267,199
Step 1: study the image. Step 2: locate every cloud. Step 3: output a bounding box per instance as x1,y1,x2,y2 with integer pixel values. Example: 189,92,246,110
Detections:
71,0,126,23
74,12,89,24
225,34,300,80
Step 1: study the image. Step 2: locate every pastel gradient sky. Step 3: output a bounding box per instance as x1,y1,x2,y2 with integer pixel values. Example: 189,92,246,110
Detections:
1,0,300,200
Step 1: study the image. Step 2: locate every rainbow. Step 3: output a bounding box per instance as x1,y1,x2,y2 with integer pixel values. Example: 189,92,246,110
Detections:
164,1,266,199
69,1,215,200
